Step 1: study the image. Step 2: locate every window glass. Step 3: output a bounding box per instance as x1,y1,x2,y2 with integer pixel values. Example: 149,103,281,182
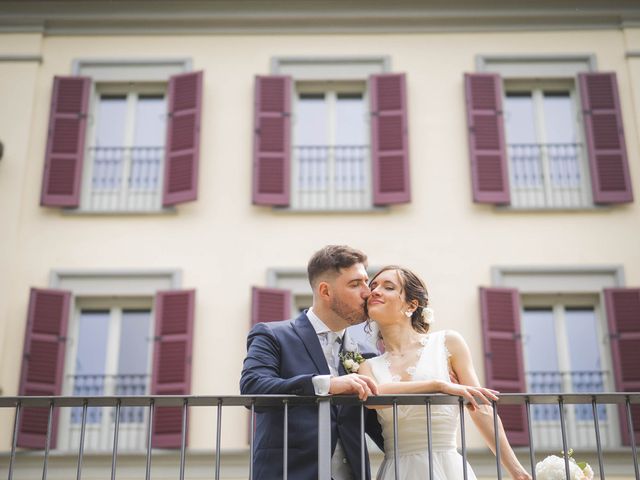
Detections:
335,93,366,145
117,309,152,423
95,95,127,147
543,92,581,187
131,95,166,190
295,93,328,145
564,307,606,420
72,310,110,423
504,92,537,143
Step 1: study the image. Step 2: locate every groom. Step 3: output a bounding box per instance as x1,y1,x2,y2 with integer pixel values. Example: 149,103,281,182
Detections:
240,245,384,480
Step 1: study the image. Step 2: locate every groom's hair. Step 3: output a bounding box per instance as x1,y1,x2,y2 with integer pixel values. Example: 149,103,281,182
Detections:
307,245,368,288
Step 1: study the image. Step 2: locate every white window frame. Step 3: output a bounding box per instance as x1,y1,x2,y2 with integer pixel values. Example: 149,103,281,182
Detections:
503,78,593,208
272,56,389,212
83,83,168,212
69,59,191,214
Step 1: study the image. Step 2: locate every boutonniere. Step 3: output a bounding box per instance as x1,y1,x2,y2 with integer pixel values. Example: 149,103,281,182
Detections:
339,350,365,373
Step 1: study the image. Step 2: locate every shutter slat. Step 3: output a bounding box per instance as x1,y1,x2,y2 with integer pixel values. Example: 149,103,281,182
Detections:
579,72,633,204
464,73,510,204
605,288,640,445
151,290,195,448
251,287,291,325
370,73,411,205
253,76,291,206
17,288,71,449
480,287,528,446
163,71,203,206
41,76,90,207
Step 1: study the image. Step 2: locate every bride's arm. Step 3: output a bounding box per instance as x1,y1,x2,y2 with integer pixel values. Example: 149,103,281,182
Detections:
358,359,497,410
447,331,532,480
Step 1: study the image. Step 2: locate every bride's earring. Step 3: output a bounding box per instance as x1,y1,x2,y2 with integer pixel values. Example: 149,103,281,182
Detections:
404,310,413,318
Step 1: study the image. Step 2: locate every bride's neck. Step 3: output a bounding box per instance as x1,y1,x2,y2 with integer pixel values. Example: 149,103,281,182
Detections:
380,322,420,353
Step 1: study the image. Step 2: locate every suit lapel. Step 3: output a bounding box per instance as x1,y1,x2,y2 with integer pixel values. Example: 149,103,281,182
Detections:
293,313,330,375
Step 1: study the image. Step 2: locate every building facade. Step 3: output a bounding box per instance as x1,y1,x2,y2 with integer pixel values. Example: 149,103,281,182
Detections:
1,1,639,478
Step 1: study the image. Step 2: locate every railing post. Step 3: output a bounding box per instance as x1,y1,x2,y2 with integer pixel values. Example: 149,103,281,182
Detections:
317,397,332,480
625,397,639,480
8,401,21,480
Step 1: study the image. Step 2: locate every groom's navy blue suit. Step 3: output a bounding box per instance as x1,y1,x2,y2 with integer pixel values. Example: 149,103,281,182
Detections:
240,311,384,480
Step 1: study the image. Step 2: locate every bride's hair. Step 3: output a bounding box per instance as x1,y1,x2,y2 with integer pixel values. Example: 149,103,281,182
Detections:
369,265,431,334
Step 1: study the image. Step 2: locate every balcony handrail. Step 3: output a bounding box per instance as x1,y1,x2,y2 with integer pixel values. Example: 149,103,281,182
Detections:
1,392,639,408
3,393,638,480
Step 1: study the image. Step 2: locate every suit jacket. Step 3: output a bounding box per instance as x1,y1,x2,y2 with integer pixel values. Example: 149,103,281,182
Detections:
240,311,384,480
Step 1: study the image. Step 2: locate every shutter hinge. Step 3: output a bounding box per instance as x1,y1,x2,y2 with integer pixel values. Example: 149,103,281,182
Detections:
608,333,620,340
513,333,522,340
23,353,30,360
484,352,492,358
78,113,88,119
58,336,67,342
154,335,162,341
282,112,291,117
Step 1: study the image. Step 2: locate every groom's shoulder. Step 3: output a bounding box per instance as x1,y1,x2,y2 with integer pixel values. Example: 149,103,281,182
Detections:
249,312,306,336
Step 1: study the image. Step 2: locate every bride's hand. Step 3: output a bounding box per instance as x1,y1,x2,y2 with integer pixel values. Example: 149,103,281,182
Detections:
439,381,499,411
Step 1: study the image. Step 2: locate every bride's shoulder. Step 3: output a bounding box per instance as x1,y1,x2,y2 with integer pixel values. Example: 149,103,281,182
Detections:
441,330,471,356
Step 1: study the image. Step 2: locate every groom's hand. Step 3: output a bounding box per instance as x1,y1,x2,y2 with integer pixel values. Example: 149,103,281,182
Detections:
329,374,378,401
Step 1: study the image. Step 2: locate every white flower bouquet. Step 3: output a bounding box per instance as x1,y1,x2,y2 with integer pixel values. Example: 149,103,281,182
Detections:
535,449,594,480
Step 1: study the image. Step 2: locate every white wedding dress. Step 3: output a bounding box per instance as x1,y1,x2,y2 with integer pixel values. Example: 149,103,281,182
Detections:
368,330,478,480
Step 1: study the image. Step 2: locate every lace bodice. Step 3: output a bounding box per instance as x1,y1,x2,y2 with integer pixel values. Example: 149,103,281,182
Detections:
368,330,459,454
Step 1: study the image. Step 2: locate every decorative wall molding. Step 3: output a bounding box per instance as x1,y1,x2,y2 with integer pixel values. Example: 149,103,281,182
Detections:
1,1,639,35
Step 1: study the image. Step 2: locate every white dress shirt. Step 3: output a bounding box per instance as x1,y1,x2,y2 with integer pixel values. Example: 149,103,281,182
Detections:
306,308,354,480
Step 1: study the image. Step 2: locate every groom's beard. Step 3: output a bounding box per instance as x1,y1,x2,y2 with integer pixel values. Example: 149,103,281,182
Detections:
330,296,367,326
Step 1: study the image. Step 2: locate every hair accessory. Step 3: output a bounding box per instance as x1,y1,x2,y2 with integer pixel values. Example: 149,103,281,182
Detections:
422,306,434,324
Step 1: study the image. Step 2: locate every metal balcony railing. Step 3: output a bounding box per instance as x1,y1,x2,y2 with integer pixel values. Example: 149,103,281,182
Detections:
1,393,638,480
85,146,164,212
526,371,617,450
507,143,591,209
293,145,370,210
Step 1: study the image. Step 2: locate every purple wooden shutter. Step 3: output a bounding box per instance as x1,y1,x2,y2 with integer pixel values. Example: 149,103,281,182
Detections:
604,288,640,445
370,73,411,205
41,76,91,207
464,73,510,204
17,288,71,448
163,71,203,206
151,289,195,448
479,287,528,446
251,287,291,325
252,76,291,206
578,72,633,204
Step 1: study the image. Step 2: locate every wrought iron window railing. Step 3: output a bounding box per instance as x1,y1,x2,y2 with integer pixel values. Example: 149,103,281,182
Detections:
293,145,370,210
1,393,638,480
507,143,591,209
85,146,164,212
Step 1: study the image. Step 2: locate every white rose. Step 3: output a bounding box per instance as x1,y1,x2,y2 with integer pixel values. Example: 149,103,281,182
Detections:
344,359,355,369
351,363,360,372
535,456,586,480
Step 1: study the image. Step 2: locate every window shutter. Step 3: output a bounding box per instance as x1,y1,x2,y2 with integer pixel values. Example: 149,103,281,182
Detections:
479,287,528,446
251,287,291,325
464,73,510,205
578,73,633,204
253,76,291,206
17,288,71,449
151,289,195,448
369,73,411,206
163,71,203,206
604,288,640,445
40,76,91,208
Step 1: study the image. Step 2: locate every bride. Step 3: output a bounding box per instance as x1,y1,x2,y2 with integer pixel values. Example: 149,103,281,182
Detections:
358,265,532,480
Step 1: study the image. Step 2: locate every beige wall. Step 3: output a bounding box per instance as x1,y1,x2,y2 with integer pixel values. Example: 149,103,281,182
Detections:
0,27,639,458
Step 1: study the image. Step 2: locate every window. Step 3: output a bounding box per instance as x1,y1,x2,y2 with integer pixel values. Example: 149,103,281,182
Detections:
467,55,633,208
253,57,410,210
520,295,617,449
15,271,195,451
292,82,370,209
61,298,154,451
40,60,202,212
483,266,635,449
84,84,167,211
504,81,592,208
